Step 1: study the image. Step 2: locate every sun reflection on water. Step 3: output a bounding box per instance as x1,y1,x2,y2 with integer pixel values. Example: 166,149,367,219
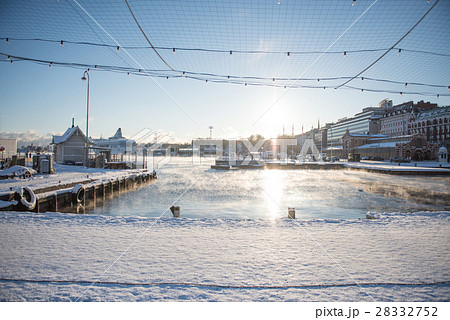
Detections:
261,170,286,219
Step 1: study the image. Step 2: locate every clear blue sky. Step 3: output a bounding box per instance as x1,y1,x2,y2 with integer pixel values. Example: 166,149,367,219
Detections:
0,0,449,145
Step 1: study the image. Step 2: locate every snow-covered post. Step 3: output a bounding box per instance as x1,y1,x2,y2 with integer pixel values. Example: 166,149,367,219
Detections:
288,207,295,219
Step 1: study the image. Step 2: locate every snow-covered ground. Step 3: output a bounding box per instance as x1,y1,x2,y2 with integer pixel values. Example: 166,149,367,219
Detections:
0,164,146,194
0,211,449,301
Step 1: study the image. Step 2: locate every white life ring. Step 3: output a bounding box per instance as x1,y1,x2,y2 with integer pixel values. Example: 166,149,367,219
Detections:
18,187,36,211
72,184,85,204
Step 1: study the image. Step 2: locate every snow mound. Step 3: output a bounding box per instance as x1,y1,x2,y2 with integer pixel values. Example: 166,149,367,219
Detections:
0,166,37,179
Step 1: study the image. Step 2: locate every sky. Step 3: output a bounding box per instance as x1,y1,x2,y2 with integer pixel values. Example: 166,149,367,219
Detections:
0,0,449,145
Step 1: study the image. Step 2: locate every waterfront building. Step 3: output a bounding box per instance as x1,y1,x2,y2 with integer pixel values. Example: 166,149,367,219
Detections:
408,105,450,145
341,131,388,159
0,138,17,160
326,105,384,150
381,100,437,137
52,125,90,164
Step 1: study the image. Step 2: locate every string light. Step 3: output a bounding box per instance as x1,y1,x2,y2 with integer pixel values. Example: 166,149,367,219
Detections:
127,72,130,76
173,48,175,54
398,48,402,55
287,52,290,57
166,76,168,79
405,83,408,87
361,77,364,81
10,60,13,64
6,38,9,44
138,69,141,73
116,46,120,52
49,62,53,67
182,71,186,76
448,86,450,90
7,55,10,60
352,0,356,6
60,40,64,47
361,89,364,92
230,50,232,56
400,92,403,95
317,79,320,82
344,51,347,57
278,0,280,5
94,65,97,69
437,94,439,98
227,75,230,79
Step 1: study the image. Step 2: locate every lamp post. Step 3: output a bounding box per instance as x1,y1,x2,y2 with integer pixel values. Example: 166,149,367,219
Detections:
81,70,90,167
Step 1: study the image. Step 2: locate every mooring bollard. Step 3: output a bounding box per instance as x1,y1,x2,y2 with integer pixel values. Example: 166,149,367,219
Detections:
288,207,295,219
170,205,181,218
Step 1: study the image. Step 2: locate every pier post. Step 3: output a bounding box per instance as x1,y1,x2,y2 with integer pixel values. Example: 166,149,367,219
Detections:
170,206,181,218
288,207,295,219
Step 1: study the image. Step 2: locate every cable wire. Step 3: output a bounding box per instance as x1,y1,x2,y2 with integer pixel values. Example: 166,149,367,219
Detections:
335,0,441,89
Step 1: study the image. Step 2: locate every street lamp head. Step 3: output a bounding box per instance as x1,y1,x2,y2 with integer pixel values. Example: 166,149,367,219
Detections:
81,70,89,81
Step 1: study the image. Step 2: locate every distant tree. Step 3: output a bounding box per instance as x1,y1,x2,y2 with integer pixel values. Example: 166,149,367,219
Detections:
248,134,265,145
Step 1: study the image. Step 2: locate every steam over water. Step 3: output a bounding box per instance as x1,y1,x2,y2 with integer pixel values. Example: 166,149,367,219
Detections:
90,158,450,219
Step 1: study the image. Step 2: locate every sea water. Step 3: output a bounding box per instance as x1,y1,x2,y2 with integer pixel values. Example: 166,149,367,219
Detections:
90,157,450,219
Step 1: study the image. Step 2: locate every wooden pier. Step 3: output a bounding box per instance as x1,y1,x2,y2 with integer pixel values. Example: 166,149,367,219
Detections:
0,171,156,213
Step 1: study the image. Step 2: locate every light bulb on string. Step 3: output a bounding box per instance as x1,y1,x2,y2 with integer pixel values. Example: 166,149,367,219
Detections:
287,52,290,57
317,79,320,82
273,78,275,82
344,51,347,58
173,48,176,54
227,75,230,79
94,65,97,69
116,46,120,53
278,0,280,4
448,86,450,91
6,38,9,44
398,48,401,55
230,50,232,56
60,40,64,47
352,0,356,6
49,62,53,68
405,83,408,88
7,55,10,60
127,72,130,76
361,77,364,81
437,94,439,98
